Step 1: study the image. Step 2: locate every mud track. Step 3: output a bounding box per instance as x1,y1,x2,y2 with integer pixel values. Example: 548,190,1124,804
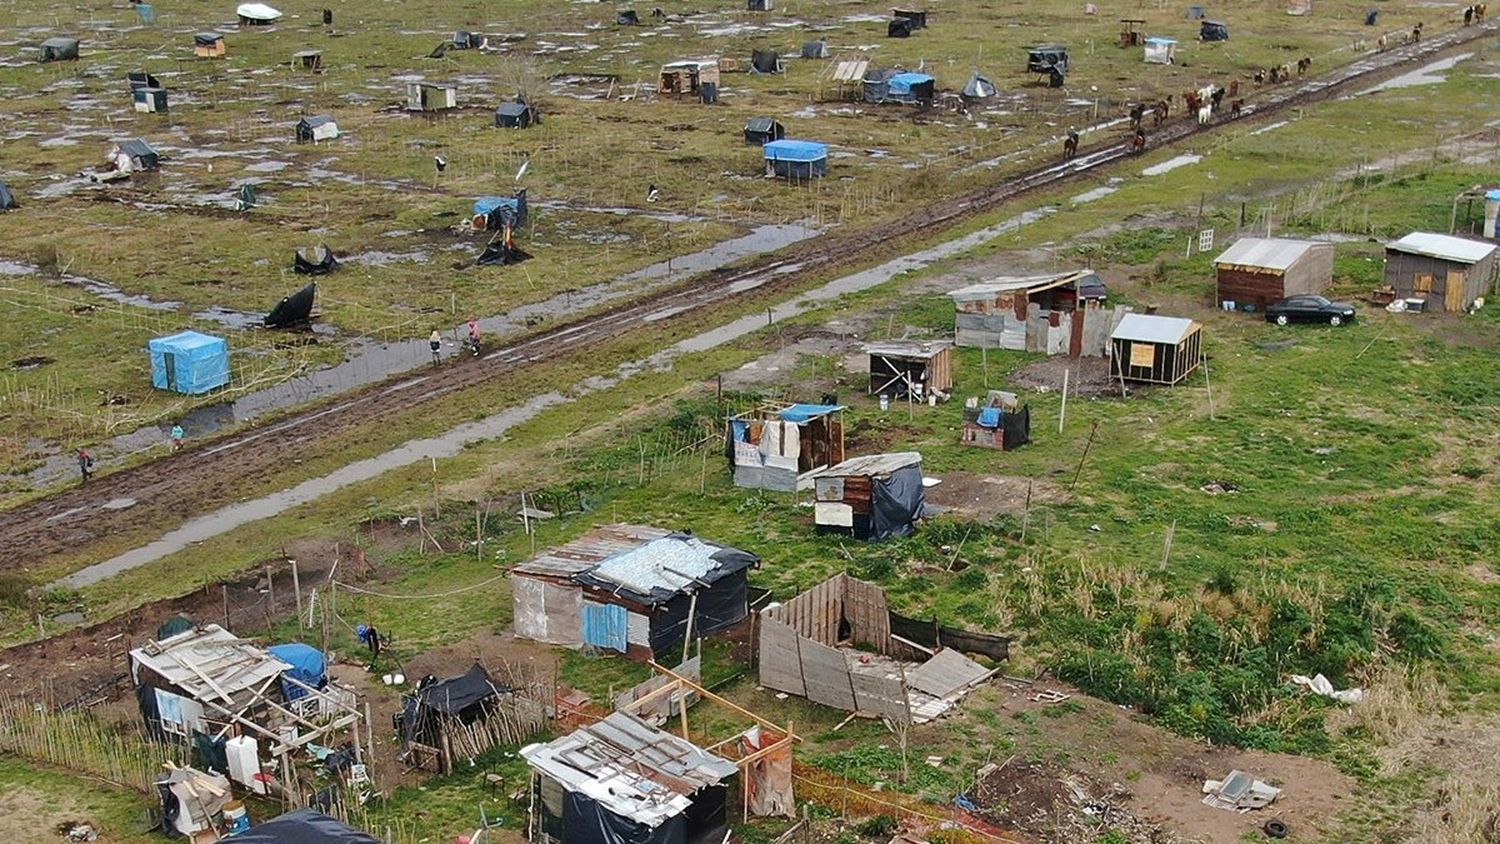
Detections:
1,25,1491,576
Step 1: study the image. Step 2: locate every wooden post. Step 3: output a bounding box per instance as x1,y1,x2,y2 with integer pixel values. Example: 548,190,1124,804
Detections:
291,559,303,629
982,345,989,387
681,592,699,665
1202,352,1215,419
1058,368,1070,433
222,584,230,629
1070,421,1099,491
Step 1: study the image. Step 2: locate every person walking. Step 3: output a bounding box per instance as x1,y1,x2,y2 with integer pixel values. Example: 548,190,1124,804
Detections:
77,447,94,483
170,423,184,452
429,329,442,365
465,318,482,355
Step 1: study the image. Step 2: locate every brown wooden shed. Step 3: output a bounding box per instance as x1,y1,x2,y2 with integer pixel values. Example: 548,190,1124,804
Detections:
1110,313,1202,385
1213,237,1334,310
1383,232,1498,312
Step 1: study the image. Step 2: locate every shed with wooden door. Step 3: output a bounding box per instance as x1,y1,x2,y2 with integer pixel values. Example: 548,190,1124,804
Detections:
1212,237,1334,310
1383,232,1498,312
809,452,924,541
1109,313,1202,385
866,341,952,400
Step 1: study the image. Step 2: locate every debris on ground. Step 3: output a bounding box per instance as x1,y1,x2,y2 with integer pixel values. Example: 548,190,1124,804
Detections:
54,821,98,841
1200,480,1240,494
1029,689,1072,704
1202,770,1281,812
972,758,1172,842
1290,673,1364,704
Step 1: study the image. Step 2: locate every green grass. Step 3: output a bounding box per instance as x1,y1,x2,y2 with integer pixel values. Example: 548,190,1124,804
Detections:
0,756,155,843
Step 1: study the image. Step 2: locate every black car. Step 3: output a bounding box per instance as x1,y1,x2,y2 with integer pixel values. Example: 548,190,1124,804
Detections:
1264,295,1356,326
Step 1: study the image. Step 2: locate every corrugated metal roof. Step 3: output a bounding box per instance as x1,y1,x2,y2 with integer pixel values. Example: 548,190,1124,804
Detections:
513,524,670,577
1212,237,1324,271
1111,313,1199,344
864,340,951,360
812,451,922,478
129,624,289,703
947,269,1095,300
521,711,737,827
1386,232,1496,264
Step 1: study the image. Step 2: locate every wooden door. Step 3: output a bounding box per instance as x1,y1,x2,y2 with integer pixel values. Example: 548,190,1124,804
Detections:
1445,271,1466,311
1415,273,1434,295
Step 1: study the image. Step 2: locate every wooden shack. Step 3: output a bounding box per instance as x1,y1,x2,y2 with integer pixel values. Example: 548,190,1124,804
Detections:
1110,313,1202,385
728,402,844,492
866,341,952,400
407,82,457,112
1383,232,1498,312
948,269,1119,356
1212,237,1333,310
810,452,924,541
658,59,719,96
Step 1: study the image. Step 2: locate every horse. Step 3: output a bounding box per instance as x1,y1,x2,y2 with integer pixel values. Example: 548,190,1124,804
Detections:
1129,102,1147,130
1377,34,1390,51
1230,98,1244,118
1476,3,1487,22
1152,99,1168,126
1209,86,1225,111
1130,130,1146,154
1296,56,1312,76
1412,21,1424,42
1063,131,1079,161
1253,68,1267,85
1228,79,1239,98
1197,102,1212,125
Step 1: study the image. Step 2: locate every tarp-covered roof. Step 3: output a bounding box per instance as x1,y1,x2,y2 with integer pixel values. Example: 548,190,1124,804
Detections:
194,32,224,44
572,533,758,605
496,102,530,116
886,72,934,95
149,330,222,353
42,37,79,48
865,340,951,360
298,114,336,128
1144,36,1177,45
267,643,325,697
514,524,672,579
1386,232,1497,264
117,138,157,159
0,182,17,210
522,711,738,828
227,809,380,844
1213,237,1325,271
1111,313,1199,344
763,139,826,161
745,116,783,133
411,663,507,716
962,72,995,98
129,623,289,703
474,195,521,216
779,403,842,423
236,2,282,21
948,268,1101,300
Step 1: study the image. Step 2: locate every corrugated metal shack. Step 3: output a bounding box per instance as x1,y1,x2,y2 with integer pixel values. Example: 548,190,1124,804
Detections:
727,402,844,492
948,270,1123,356
758,574,1007,723
866,341,953,400
1383,232,1498,312
511,525,758,660
1212,237,1334,310
1110,313,1202,385
809,452,924,541
522,711,739,844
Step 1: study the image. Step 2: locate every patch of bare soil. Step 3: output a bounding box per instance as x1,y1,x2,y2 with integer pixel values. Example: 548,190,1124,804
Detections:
926,472,1068,521
975,758,1168,843
719,329,864,393
983,681,1354,844
1010,356,1119,397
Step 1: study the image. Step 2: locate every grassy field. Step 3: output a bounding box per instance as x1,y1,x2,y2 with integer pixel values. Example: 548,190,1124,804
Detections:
3,16,1500,844
0,0,1473,468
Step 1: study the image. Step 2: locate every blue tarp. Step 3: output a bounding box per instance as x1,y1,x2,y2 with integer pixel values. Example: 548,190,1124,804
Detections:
977,407,1002,428
268,643,327,701
148,331,229,395
473,196,520,216
778,403,843,423
1144,36,1177,46
762,140,827,162
886,72,934,96
581,602,628,653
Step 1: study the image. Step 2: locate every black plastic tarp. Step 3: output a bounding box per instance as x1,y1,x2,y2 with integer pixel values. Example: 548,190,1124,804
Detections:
744,117,784,145
750,49,779,73
136,683,168,741
869,463,924,541
264,282,316,327
645,571,748,655
227,809,382,844
0,181,19,210
565,790,683,844
887,18,912,38
477,236,532,266
888,610,1011,661
128,71,161,90
1001,404,1030,451
293,246,339,275
192,730,228,773
399,663,507,747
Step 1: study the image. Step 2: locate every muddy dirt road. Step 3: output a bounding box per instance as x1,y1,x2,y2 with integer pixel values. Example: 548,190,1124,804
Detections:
0,24,1491,580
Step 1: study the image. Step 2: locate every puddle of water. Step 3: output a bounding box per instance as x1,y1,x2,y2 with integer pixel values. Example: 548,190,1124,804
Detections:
1072,185,1119,204
1360,52,1473,93
52,208,1048,587
1142,154,1202,176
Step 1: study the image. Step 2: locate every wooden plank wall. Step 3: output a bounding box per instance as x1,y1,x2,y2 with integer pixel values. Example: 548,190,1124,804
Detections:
842,576,890,655
757,616,807,696
766,573,844,646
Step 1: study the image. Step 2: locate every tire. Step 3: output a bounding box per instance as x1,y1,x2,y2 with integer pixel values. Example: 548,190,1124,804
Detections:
1275,314,1289,326
1263,819,1289,839
1329,315,1343,326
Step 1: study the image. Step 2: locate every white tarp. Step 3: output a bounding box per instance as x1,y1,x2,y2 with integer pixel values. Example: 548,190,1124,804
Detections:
1290,673,1364,704
236,3,282,21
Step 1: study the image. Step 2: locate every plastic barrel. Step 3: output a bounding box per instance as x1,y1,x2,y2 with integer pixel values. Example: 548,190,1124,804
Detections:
223,801,250,835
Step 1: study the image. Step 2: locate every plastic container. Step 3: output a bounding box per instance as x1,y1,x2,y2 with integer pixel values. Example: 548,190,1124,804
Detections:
223,801,250,835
